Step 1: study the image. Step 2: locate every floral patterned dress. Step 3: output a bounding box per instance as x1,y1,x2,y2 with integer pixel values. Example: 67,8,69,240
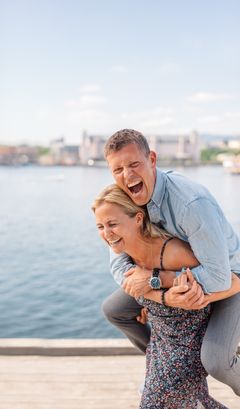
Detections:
138,297,227,408
138,297,226,409
138,237,227,409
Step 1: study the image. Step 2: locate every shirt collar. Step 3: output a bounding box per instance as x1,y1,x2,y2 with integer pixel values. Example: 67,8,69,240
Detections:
148,167,167,211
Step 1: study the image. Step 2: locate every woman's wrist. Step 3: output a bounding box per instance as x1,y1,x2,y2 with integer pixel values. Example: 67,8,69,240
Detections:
161,288,168,307
160,271,176,288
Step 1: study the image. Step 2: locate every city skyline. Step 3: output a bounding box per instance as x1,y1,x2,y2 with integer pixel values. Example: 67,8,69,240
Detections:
1,0,240,145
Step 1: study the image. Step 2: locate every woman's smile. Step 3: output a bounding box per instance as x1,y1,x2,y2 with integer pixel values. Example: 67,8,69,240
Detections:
95,202,140,254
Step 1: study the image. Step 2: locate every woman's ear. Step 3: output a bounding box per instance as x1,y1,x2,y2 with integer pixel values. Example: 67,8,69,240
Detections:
136,211,144,226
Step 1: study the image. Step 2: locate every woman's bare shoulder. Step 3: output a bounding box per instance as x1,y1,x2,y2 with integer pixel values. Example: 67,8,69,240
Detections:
163,237,199,270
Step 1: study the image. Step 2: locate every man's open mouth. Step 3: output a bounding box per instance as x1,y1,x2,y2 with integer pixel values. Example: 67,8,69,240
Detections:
127,181,143,194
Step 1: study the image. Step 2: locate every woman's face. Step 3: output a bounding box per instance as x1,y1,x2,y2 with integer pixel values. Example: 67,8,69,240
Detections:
95,202,142,253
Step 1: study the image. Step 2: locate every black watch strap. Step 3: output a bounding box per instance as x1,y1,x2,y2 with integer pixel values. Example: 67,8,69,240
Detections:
152,267,161,278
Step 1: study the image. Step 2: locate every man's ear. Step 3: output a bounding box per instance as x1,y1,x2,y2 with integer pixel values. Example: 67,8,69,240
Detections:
149,150,157,167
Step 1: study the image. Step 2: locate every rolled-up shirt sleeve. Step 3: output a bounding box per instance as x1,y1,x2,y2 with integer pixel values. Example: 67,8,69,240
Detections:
110,248,135,286
181,198,232,293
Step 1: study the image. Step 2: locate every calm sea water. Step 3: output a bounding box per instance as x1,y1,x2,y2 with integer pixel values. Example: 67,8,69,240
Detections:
0,165,240,339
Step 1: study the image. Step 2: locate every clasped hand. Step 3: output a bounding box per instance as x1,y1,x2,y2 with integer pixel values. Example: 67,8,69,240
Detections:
165,269,208,310
122,266,151,298
122,267,209,316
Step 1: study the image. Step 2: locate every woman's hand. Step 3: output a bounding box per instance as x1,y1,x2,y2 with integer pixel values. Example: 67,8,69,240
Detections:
136,307,148,324
165,269,205,310
140,269,206,309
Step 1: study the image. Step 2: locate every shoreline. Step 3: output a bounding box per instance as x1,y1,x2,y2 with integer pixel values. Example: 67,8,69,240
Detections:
0,338,141,356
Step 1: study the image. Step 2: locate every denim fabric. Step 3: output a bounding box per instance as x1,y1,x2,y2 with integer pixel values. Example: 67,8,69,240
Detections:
110,168,240,293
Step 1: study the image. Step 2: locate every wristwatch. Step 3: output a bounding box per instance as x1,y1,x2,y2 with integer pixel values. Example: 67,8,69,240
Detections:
149,268,162,290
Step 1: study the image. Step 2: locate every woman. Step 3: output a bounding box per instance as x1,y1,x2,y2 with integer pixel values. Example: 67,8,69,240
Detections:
92,184,240,409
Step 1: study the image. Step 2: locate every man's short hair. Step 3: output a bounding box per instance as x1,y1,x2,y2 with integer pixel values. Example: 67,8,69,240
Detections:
104,129,150,158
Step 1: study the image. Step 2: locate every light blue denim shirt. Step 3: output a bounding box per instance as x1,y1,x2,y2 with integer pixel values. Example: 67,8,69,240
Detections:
110,168,240,293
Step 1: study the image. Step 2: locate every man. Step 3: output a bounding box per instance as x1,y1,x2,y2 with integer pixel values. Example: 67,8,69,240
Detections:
102,128,240,395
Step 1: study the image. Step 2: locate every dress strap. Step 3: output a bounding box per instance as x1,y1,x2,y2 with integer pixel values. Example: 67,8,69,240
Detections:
160,237,173,270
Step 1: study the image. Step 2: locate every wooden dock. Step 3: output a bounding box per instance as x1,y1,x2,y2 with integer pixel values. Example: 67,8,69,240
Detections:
0,339,239,409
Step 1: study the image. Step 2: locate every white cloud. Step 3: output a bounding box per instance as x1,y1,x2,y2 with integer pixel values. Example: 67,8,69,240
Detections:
66,83,107,110
63,85,109,134
67,108,109,122
118,106,175,133
79,95,107,106
65,94,107,110
158,62,179,75
187,92,231,103
224,111,240,119
62,100,178,137
198,115,220,124
34,109,49,121
110,65,127,73
79,84,102,93
195,111,240,134
140,117,173,129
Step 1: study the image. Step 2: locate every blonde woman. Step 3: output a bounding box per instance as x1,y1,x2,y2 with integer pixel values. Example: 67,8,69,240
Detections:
92,184,240,409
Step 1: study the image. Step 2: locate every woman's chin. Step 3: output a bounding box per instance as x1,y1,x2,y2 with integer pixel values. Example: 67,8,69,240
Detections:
110,241,124,254
111,246,123,254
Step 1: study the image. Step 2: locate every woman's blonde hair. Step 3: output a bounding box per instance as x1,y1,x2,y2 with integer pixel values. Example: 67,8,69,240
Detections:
92,184,170,240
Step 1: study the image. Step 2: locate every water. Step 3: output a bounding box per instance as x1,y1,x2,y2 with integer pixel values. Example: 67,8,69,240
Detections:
0,165,240,339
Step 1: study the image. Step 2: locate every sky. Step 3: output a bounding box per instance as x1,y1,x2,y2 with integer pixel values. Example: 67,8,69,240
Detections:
0,0,240,145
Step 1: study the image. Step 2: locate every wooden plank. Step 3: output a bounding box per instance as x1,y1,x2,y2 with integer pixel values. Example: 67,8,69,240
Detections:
0,356,143,374
0,353,239,409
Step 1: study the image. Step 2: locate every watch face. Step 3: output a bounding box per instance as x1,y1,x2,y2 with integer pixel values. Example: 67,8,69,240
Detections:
150,277,161,289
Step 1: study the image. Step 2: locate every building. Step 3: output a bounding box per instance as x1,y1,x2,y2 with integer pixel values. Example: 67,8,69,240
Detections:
0,145,39,165
79,131,106,165
50,137,80,165
149,131,201,163
78,131,202,165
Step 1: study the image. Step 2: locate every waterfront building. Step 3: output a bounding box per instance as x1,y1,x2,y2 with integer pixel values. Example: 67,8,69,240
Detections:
79,130,201,165
0,145,38,165
149,131,201,163
79,131,106,165
227,139,240,150
50,137,80,165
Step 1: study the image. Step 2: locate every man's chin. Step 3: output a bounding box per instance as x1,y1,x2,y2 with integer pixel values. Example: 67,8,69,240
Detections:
130,193,148,206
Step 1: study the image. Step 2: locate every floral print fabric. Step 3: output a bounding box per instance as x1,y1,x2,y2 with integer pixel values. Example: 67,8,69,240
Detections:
138,297,227,409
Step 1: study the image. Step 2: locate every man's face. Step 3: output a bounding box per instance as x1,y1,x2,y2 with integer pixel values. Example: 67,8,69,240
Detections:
107,143,157,205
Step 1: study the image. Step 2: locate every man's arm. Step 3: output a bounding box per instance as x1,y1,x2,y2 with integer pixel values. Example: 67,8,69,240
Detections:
198,273,240,307
110,248,176,293
110,248,134,285
181,198,232,293
143,271,204,309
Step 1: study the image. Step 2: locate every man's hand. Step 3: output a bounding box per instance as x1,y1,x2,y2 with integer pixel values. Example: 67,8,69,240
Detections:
136,307,148,324
165,269,205,310
122,266,151,298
